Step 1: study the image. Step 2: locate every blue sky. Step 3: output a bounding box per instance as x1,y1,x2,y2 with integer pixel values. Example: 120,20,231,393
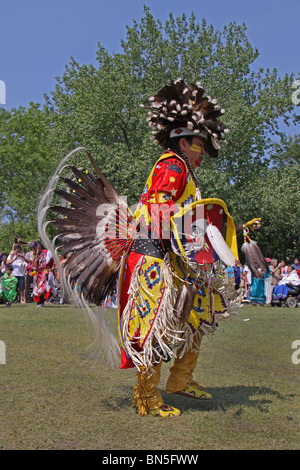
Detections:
0,0,299,113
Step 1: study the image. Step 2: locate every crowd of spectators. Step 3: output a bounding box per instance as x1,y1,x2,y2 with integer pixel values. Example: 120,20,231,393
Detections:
1,235,299,309
224,257,300,306
0,236,64,307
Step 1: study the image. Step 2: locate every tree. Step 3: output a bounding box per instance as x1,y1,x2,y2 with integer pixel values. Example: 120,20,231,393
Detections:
255,134,300,259
0,104,59,251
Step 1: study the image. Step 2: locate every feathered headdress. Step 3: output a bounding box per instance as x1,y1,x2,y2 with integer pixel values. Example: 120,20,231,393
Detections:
141,78,229,158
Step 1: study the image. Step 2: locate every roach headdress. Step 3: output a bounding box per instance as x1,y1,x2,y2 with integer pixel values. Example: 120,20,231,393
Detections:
141,78,229,158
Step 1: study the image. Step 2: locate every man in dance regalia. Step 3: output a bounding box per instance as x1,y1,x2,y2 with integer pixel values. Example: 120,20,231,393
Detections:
42,79,266,418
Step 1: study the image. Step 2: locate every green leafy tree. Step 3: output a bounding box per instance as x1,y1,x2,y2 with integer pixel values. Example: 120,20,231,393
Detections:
0,104,59,251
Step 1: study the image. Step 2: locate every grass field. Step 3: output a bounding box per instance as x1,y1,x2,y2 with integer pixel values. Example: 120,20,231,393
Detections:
0,301,299,450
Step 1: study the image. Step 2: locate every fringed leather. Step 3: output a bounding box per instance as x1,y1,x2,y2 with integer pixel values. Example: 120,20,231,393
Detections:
131,366,148,416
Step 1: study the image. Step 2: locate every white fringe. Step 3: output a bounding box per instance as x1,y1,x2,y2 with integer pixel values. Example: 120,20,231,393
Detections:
120,254,243,374
121,255,186,373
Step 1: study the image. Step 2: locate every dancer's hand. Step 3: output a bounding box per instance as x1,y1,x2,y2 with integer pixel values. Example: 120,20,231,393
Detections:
244,218,261,231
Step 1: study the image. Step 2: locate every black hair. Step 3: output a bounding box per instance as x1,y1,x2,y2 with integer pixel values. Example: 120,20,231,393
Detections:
163,135,194,150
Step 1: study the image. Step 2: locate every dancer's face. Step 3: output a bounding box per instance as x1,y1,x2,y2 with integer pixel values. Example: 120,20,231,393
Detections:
179,136,207,169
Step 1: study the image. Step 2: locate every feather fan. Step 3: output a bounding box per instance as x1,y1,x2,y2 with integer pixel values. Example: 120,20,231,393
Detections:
38,147,133,307
37,147,136,367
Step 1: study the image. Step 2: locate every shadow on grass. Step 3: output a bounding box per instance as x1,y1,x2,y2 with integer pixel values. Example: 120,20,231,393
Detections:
104,385,284,414
162,385,283,414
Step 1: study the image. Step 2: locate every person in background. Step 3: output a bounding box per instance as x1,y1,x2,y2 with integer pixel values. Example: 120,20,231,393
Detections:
250,268,269,305
292,258,300,276
24,241,38,302
279,265,300,286
270,259,281,288
7,245,28,304
264,259,273,304
233,260,243,291
272,265,300,304
242,264,252,300
225,264,235,295
55,253,70,304
0,265,18,307
279,260,287,276
225,261,241,295
0,253,8,277
32,242,56,307
11,236,28,252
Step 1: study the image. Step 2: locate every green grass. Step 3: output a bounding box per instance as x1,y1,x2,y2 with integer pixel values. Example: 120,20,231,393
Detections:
0,302,299,450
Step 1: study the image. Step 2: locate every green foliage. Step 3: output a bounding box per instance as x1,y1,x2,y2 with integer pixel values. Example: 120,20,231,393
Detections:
0,104,61,251
0,6,298,258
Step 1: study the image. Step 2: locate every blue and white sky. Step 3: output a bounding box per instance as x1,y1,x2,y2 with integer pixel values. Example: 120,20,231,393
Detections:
0,0,299,114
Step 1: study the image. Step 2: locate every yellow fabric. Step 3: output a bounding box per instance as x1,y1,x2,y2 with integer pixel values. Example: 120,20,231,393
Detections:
177,384,212,399
132,361,164,415
123,252,227,362
126,255,168,350
166,351,200,394
170,198,239,261
166,334,203,393
148,404,181,417
132,339,206,414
